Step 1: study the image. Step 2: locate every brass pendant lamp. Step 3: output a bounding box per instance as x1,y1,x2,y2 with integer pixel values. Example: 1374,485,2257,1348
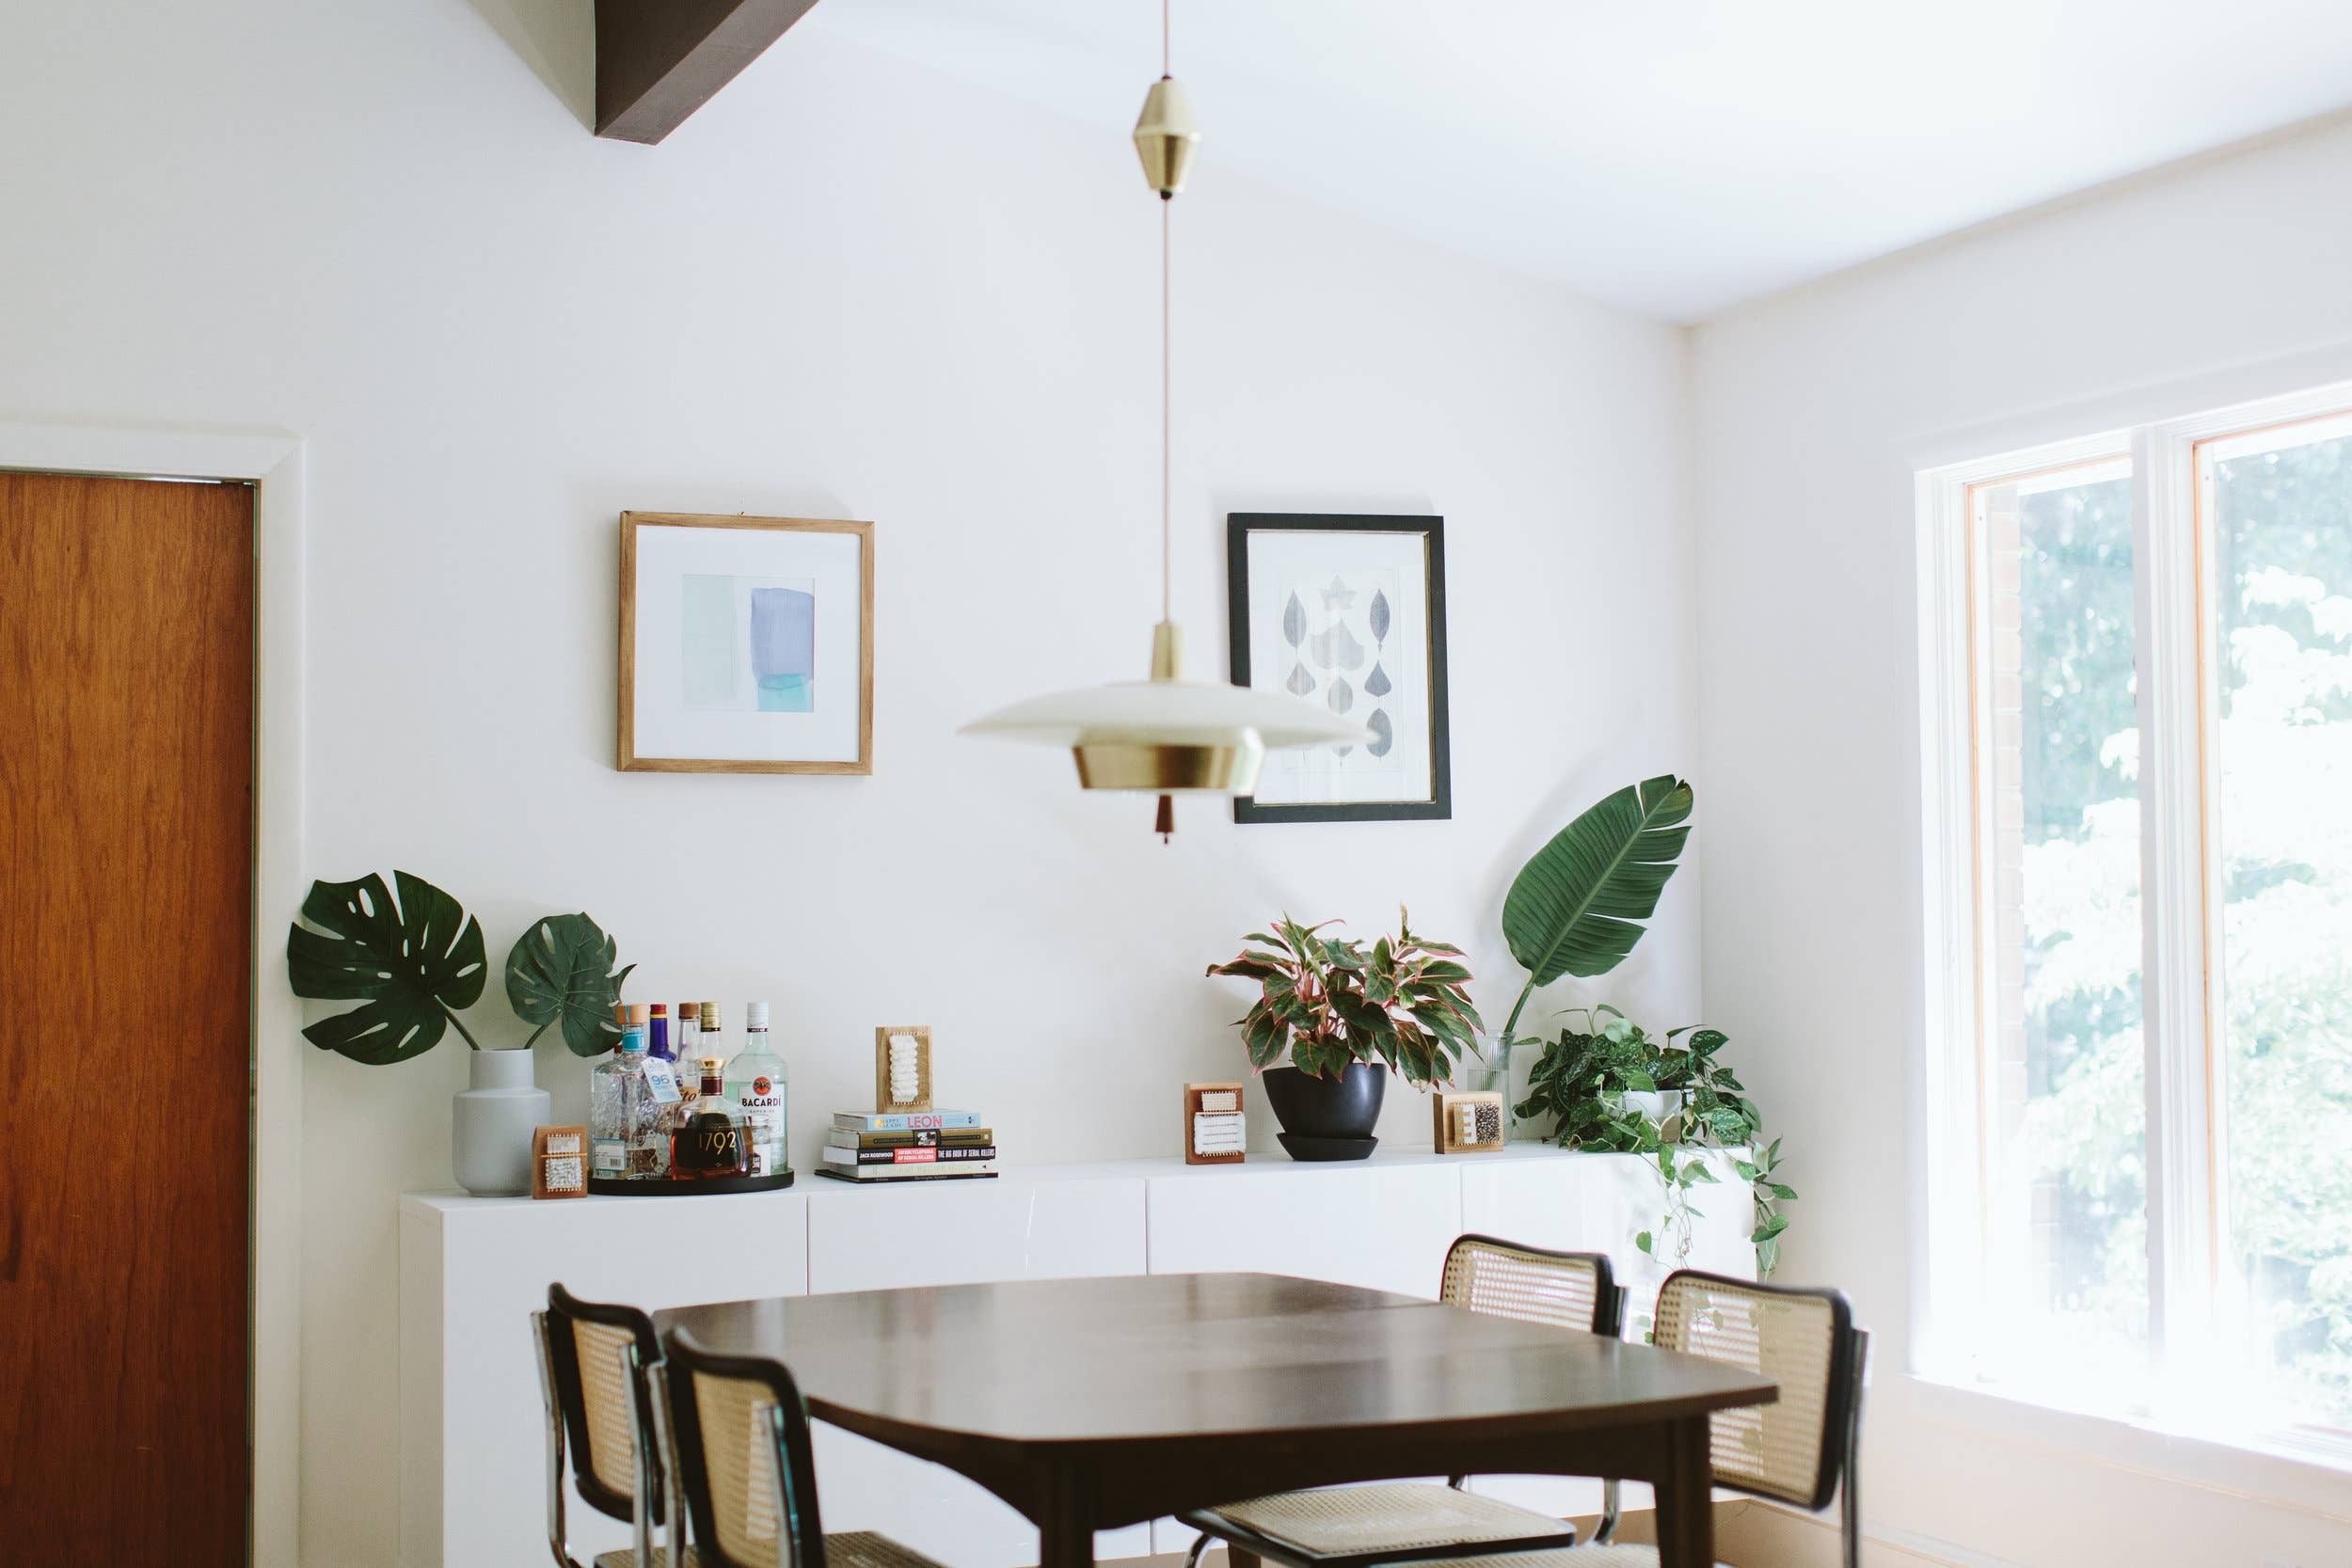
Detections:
962,0,1369,836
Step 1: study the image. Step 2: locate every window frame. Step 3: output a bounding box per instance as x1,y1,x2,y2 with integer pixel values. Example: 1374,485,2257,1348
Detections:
1915,376,2352,1453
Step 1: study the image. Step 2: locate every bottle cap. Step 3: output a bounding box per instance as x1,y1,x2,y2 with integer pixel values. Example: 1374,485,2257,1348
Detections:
650,1003,667,1018
746,1001,770,1030
679,1004,699,1022
626,1004,651,1026
700,1002,720,1029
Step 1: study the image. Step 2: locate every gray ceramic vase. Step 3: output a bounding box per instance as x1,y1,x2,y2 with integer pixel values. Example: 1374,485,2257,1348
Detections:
453,1048,551,1196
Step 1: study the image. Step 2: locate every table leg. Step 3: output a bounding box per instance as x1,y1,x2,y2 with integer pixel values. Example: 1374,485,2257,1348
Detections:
1035,1458,1099,1568
1651,1416,1714,1568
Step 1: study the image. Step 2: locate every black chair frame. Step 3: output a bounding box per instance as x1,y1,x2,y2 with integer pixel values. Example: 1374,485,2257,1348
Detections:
535,1281,667,1568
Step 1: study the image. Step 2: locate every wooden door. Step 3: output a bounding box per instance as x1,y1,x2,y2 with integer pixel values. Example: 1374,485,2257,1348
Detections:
0,471,254,1564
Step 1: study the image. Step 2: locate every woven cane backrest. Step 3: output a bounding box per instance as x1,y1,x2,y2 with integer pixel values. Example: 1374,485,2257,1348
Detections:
663,1332,827,1568
545,1283,663,1525
1653,1271,1853,1510
570,1317,642,1499
691,1368,789,1568
1439,1235,1613,1336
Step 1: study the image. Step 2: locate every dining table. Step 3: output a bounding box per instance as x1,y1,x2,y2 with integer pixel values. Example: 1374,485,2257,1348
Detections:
655,1271,1778,1568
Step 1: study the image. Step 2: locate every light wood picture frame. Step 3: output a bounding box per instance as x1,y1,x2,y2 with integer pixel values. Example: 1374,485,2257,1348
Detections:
618,512,875,774
1184,1081,1246,1164
1433,1090,1505,1154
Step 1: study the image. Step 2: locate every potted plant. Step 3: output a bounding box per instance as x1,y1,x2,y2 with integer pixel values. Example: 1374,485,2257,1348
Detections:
286,870,634,1195
1514,1006,1796,1276
1488,775,1695,1132
1205,911,1482,1160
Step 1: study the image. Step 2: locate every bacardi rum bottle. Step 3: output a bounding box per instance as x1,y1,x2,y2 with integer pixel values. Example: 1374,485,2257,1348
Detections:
726,1001,787,1177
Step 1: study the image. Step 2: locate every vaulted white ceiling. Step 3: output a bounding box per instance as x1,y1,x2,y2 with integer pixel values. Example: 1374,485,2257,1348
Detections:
806,0,2352,321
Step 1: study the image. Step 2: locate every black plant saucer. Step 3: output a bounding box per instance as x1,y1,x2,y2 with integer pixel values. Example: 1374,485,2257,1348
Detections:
1277,1132,1379,1163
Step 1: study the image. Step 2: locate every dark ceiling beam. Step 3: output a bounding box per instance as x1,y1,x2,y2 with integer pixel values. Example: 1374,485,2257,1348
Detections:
595,0,822,145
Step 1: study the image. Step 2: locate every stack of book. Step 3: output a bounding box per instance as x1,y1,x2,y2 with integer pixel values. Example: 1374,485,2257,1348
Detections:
817,1109,999,1184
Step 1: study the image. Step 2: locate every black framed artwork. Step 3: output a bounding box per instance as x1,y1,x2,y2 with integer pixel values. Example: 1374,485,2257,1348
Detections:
1227,513,1452,823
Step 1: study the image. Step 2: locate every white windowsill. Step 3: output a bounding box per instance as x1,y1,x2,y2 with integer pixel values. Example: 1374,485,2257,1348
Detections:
1886,1370,2352,1516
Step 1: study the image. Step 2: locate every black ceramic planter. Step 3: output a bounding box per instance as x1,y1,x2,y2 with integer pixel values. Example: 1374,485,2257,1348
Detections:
1261,1063,1385,1159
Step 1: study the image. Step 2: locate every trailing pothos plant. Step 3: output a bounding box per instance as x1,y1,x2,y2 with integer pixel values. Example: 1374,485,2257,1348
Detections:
1516,1006,1797,1276
286,869,634,1064
1206,911,1484,1084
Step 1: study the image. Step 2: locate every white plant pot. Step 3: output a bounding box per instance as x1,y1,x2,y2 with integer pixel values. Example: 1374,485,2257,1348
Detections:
453,1048,552,1196
1614,1088,1687,1123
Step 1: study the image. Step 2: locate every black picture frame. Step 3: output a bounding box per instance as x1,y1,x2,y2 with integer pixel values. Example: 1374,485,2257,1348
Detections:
1227,513,1452,823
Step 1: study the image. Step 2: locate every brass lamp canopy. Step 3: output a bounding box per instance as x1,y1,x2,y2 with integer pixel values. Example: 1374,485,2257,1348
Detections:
962,3,1369,839
1133,76,1200,197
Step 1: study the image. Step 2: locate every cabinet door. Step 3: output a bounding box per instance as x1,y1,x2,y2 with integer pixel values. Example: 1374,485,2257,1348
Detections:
1145,1162,1463,1297
805,1173,1154,1562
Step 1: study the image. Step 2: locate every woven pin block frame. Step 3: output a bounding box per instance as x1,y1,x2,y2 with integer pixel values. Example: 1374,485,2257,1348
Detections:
1433,1090,1505,1154
532,1125,589,1198
875,1026,933,1113
1184,1081,1246,1164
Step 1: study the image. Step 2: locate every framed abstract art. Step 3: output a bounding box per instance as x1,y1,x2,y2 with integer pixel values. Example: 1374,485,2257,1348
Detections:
617,512,874,773
1226,513,1451,822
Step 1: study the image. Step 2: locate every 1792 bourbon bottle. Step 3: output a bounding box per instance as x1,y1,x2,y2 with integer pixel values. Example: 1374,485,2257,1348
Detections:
670,1057,751,1180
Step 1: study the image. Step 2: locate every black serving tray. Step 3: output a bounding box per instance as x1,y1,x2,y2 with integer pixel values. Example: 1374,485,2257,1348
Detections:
585,1168,797,1196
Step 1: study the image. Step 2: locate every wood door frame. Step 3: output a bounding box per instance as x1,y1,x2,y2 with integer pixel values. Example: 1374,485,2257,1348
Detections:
0,419,305,1568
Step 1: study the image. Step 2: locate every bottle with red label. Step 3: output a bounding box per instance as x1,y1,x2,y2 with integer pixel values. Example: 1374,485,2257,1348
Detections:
724,1000,787,1177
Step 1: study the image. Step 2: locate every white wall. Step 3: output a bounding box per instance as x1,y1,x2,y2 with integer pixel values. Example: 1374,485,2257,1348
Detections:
1692,120,2352,1564
0,4,1698,1564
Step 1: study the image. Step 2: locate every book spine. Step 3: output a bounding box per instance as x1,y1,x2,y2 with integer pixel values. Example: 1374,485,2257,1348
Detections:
830,1110,982,1132
822,1145,998,1166
825,1127,993,1149
814,1162,1000,1182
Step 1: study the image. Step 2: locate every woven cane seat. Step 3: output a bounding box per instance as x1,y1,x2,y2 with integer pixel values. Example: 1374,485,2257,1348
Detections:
594,1532,946,1568
1436,1550,1725,1568
1188,1483,1578,1561
596,1549,703,1568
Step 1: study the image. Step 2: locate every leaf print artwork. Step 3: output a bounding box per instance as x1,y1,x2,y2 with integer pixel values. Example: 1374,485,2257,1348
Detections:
1285,662,1316,696
1369,589,1391,644
1282,591,1307,649
1327,675,1355,714
1367,708,1395,758
1364,660,1391,698
1309,620,1366,671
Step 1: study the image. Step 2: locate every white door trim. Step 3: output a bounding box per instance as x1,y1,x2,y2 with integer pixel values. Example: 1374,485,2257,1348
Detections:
0,417,306,1568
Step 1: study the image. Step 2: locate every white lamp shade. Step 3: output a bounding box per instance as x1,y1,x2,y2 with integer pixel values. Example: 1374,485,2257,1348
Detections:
961,678,1371,750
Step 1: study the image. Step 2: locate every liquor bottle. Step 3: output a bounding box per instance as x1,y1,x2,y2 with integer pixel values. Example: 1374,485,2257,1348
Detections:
589,1020,651,1180
675,1002,700,1067
671,1057,752,1180
645,1003,675,1069
697,1001,725,1063
727,1001,787,1177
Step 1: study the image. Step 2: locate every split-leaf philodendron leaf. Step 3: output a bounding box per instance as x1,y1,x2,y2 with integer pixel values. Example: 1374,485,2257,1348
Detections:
505,911,635,1057
286,871,486,1063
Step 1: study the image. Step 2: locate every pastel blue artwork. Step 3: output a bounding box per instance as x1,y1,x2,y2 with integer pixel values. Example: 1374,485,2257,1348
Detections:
682,574,817,713
749,585,816,712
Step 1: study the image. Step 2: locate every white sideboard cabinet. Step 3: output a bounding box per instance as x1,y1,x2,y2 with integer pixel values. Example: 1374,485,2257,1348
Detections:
400,1146,1753,1568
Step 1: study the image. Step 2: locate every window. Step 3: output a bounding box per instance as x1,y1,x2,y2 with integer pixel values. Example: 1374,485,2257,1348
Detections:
1921,385,2352,1449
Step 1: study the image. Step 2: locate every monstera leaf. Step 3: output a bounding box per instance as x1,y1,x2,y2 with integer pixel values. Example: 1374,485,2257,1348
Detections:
1498,776,1693,1041
505,912,635,1057
287,871,487,1063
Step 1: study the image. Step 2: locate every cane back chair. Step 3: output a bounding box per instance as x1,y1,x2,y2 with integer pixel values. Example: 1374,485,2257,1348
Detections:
1432,1268,1870,1568
1178,1236,1627,1568
533,1282,667,1568
654,1325,950,1568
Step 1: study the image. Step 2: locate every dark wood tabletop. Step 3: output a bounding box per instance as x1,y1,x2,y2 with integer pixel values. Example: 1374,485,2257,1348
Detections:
656,1271,1777,1568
